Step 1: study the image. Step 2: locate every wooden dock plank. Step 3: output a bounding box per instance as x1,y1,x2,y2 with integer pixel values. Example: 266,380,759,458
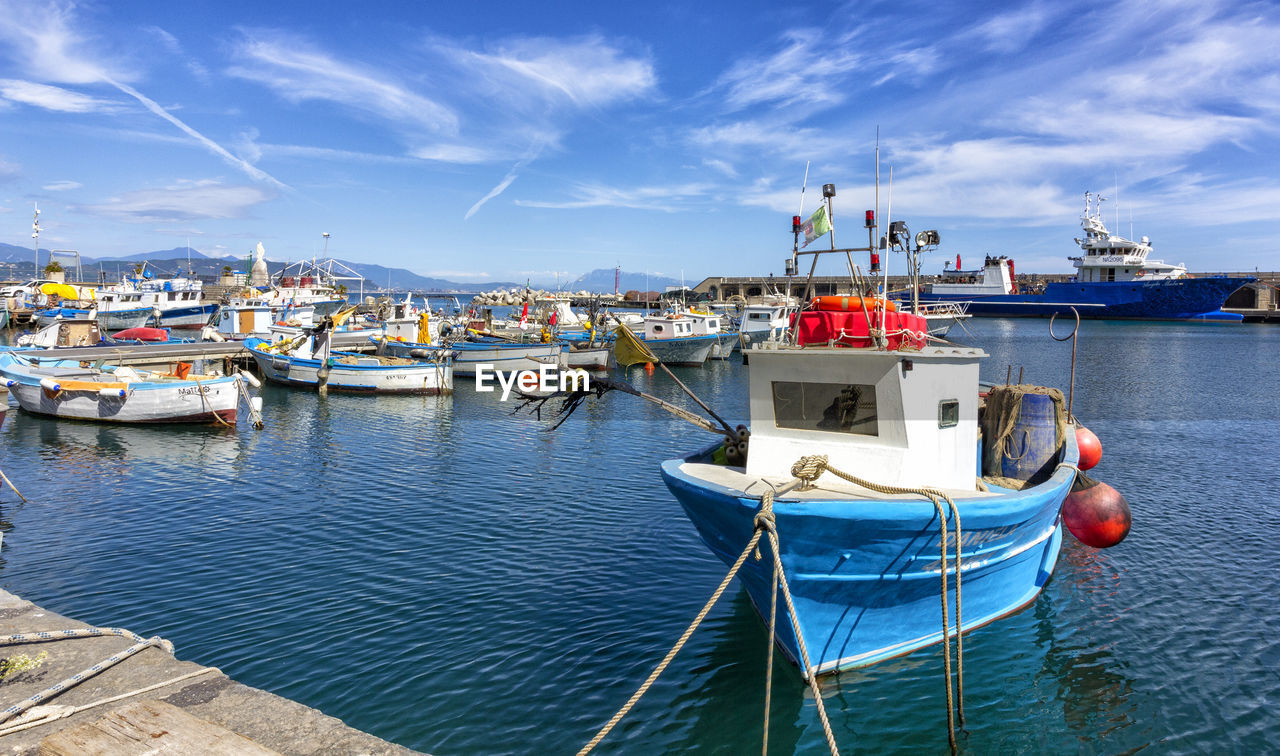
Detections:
39,700,280,756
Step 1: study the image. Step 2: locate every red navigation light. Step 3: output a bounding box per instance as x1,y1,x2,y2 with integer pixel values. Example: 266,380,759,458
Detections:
864,210,875,228
792,215,801,233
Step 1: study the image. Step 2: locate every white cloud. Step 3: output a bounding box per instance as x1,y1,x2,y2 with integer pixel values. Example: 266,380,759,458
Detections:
0,4,287,188
713,29,862,112
0,79,114,112
410,144,494,164
42,180,81,191
970,4,1054,54
81,180,275,222
465,173,519,221
516,182,714,211
467,35,656,108
0,0,115,84
228,30,458,136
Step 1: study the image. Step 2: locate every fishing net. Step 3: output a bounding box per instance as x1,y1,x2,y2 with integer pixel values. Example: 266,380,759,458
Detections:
981,384,1066,481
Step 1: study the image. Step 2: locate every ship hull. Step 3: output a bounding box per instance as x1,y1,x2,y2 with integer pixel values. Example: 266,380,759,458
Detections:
918,276,1254,321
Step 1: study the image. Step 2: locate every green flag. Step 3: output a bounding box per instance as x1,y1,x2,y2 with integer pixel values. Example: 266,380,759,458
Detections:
801,205,831,248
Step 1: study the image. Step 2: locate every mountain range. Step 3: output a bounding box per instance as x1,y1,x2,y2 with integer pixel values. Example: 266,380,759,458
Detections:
0,244,684,293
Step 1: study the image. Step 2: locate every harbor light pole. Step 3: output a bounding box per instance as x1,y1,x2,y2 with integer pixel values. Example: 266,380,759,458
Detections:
322,232,330,257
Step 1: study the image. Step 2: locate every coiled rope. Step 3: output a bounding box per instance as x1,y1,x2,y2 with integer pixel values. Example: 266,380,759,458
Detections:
0,627,176,726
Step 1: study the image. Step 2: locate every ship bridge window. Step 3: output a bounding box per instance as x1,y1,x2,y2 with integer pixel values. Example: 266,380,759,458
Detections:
771,381,878,436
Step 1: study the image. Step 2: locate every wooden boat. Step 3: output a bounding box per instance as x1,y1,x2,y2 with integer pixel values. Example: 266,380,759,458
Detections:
562,343,610,370
376,333,562,378
0,352,240,424
245,335,452,394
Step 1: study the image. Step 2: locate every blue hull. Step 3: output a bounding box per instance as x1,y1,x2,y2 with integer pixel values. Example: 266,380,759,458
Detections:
660,437,1078,674
918,276,1253,321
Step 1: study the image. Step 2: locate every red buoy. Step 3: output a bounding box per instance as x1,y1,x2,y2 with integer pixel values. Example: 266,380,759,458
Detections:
1062,472,1131,548
644,362,655,374
1076,426,1102,471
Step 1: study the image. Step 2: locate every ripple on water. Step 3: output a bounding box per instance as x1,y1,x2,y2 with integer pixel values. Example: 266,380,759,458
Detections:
1,320,1278,753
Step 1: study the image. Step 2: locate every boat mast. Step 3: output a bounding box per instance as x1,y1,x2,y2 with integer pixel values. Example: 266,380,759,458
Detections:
31,203,41,277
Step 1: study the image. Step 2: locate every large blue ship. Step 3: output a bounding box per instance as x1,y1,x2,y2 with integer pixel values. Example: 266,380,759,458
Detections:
916,193,1254,321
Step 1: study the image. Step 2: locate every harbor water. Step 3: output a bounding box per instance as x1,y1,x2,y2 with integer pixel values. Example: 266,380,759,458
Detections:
0,318,1277,753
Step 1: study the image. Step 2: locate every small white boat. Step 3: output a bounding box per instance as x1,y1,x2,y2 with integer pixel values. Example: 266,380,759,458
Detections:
246,334,452,394
736,298,799,350
561,343,610,370
681,309,737,360
0,352,242,424
626,314,718,366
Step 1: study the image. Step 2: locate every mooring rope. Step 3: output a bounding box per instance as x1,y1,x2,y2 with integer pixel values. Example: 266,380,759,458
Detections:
576,521,768,755
191,374,234,428
0,627,176,726
786,454,965,751
580,472,840,756
0,666,218,737
579,453,967,755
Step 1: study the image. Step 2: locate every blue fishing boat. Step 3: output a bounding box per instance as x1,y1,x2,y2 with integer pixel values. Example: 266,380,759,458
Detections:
661,189,1080,677
914,192,1254,321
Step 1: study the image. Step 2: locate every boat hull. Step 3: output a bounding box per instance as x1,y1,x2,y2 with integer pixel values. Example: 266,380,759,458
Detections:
660,441,1077,674
246,340,452,394
919,276,1254,321
154,303,218,328
430,341,564,377
0,369,239,424
636,334,717,366
708,331,740,360
562,345,611,370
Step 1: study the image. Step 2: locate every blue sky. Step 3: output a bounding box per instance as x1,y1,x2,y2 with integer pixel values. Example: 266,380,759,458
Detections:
0,0,1276,285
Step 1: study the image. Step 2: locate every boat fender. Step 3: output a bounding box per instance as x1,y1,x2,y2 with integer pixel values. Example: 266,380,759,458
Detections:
4,380,14,388
99,387,126,399
251,396,263,413
39,377,61,393
1062,471,1131,548
724,440,741,465
238,370,262,388
1075,426,1102,470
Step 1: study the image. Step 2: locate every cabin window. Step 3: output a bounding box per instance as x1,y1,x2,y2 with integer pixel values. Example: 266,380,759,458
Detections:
938,399,959,428
771,381,878,436
653,324,664,333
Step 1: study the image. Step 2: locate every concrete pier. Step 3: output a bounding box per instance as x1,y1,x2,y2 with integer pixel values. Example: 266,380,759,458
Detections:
0,590,419,755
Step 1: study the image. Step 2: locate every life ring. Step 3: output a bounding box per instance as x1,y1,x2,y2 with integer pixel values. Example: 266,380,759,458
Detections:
811,296,897,313
1135,270,1146,277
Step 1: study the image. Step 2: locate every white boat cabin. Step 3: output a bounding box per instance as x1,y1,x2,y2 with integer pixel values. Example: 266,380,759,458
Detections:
643,314,698,340
1069,191,1185,282
740,303,793,335
216,299,274,338
745,344,985,491
682,311,722,336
